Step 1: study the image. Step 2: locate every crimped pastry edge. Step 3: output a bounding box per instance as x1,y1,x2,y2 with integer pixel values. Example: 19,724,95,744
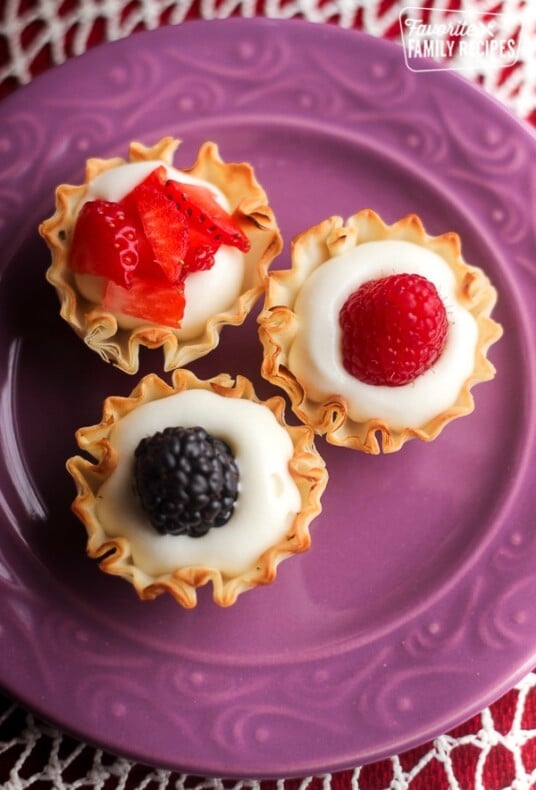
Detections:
40,137,283,374
66,369,328,607
258,209,503,454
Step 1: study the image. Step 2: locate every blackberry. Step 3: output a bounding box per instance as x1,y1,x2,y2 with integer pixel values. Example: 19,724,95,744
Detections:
133,426,239,538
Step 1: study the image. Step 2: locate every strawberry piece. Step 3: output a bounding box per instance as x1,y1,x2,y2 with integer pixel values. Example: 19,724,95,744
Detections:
184,225,219,273
132,164,166,193
123,167,188,284
339,273,448,386
103,278,186,327
165,179,250,253
132,184,188,284
69,166,249,327
69,200,148,287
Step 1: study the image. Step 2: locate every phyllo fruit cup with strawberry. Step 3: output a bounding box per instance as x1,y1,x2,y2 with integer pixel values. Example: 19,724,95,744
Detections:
258,210,503,454
40,137,283,374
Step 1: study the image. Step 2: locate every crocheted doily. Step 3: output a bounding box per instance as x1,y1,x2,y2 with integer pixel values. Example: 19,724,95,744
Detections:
0,0,535,119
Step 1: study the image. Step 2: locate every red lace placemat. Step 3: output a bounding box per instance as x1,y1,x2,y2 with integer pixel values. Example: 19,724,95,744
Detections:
1,0,535,122
0,2,535,788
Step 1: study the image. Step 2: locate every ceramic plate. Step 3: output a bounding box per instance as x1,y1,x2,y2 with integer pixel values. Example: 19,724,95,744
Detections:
0,18,535,779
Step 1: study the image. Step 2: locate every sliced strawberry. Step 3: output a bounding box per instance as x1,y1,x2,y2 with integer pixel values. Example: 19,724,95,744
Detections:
184,225,219,273
165,179,250,253
133,185,188,283
69,200,148,287
133,164,167,192
70,167,249,327
103,278,186,327
123,167,188,284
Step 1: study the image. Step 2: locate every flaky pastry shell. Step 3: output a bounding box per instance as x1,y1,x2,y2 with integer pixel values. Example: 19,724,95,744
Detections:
258,210,503,454
40,137,283,374
66,370,327,608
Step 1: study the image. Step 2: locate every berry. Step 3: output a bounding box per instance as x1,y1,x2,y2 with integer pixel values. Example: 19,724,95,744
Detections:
184,225,219,273
69,200,147,287
127,174,188,284
165,179,251,253
133,426,240,538
69,166,252,327
103,278,185,327
339,273,448,386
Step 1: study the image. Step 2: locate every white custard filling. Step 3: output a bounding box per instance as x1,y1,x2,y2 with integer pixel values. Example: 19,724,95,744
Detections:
96,390,302,577
75,161,245,336
288,240,478,430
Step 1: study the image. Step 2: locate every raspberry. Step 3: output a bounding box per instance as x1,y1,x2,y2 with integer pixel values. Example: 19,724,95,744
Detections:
133,426,239,538
339,273,448,386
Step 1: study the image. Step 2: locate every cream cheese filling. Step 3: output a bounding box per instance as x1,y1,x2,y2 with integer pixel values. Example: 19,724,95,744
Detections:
96,389,302,577
288,240,478,430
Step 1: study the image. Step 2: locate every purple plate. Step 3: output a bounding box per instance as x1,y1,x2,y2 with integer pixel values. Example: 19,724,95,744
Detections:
0,18,535,779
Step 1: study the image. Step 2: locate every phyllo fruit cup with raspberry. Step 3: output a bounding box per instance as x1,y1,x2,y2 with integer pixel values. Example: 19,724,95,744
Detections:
66,370,328,608
40,137,283,374
258,210,503,454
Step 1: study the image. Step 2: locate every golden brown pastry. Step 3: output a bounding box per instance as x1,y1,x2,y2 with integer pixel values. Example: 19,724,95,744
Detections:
259,210,502,453
40,137,282,373
67,370,328,607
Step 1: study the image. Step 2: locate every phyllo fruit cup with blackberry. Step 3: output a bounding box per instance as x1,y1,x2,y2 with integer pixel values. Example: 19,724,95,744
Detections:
258,210,503,454
67,370,328,607
40,137,283,374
